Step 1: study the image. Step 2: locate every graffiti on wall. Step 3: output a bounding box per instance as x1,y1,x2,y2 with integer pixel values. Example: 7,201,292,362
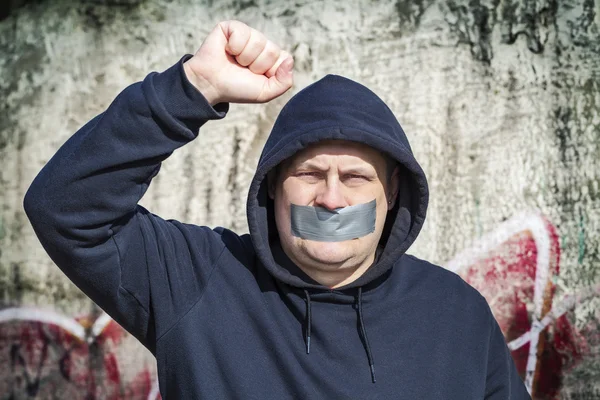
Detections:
0,308,161,399
2,213,599,399
446,212,600,399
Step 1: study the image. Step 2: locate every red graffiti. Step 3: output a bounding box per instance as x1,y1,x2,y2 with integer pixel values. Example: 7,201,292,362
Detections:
0,311,161,399
448,214,589,400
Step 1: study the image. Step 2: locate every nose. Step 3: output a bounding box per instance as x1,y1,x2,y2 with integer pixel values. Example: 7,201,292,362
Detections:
314,179,348,211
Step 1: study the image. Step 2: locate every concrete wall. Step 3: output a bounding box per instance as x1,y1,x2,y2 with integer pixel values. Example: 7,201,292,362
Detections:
1,0,599,398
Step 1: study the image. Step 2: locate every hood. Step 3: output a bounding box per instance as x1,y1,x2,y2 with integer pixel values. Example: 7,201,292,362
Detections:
246,74,429,291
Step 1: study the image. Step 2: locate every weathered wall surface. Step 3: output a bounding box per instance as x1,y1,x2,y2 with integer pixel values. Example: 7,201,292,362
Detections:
1,0,599,398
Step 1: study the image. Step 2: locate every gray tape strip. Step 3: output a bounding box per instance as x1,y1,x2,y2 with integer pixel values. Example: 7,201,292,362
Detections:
290,199,376,242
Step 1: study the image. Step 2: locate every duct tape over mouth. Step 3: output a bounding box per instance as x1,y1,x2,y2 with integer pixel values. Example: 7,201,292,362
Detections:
290,199,376,242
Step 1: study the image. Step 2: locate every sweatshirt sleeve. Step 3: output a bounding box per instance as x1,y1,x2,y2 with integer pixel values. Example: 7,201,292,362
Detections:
23,55,229,353
484,310,532,399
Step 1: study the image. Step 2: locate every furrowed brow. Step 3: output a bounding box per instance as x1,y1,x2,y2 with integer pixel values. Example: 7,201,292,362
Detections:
295,161,329,171
339,165,376,176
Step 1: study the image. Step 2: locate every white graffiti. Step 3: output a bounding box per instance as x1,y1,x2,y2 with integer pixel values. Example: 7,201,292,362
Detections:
445,211,599,394
0,307,112,343
0,307,161,399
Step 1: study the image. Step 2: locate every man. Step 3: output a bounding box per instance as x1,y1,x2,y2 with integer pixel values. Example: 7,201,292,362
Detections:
24,20,530,399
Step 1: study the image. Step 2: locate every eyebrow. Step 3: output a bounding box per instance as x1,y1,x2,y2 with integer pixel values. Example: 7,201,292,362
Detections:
339,166,375,176
294,162,375,176
294,161,329,171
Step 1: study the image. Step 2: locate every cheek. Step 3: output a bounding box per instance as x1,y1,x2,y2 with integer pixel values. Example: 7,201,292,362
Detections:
281,179,316,204
273,197,291,238
374,193,389,228
377,199,388,225
354,181,386,204
273,182,297,236
376,202,388,226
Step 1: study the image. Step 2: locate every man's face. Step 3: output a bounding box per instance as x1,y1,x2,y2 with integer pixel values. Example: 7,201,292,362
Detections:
269,140,398,285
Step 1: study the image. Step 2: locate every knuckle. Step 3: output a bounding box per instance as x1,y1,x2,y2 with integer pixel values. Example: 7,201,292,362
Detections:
249,29,265,43
230,19,246,28
250,37,267,52
264,42,280,59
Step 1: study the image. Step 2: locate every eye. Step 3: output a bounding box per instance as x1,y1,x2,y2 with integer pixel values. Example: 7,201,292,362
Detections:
345,174,368,181
342,174,374,186
295,171,322,181
296,171,320,177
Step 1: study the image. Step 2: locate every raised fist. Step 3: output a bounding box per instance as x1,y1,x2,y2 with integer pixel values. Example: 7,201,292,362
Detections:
183,20,294,105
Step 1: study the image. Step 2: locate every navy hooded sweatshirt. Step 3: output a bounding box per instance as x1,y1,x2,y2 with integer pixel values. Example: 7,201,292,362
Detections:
24,55,530,399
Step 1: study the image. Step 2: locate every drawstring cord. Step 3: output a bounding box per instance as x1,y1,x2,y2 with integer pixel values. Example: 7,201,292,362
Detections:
357,287,376,383
302,287,376,383
304,289,312,354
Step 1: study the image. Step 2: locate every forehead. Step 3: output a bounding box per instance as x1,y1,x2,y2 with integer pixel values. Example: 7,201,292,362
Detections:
284,140,386,169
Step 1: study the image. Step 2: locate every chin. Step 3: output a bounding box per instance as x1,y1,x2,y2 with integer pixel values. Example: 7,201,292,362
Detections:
300,239,358,266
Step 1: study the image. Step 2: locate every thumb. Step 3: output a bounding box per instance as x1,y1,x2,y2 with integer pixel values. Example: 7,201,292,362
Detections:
262,56,294,100
275,56,294,85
